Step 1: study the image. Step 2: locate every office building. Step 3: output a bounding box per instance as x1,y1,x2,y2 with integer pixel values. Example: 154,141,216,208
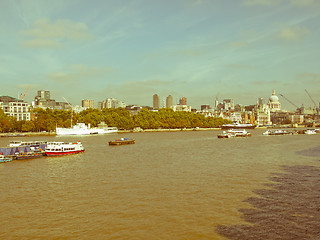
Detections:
82,99,94,109
153,94,160,109
166,95,173,108
98,98,126,110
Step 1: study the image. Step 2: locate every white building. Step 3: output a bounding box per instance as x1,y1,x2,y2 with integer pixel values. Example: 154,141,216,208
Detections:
98,98,126,110
172,105,191,112
0,100,31,121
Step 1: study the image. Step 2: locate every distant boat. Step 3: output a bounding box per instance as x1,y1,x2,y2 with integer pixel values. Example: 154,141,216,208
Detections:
221,123,256,129
109,138,135,146
45,141,85,156
304,129,317,135
56,123,118,135
263,129,291,136
218,129,251,138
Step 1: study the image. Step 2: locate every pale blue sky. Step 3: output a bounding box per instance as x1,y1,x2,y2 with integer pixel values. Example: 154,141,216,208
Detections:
1,0,319,110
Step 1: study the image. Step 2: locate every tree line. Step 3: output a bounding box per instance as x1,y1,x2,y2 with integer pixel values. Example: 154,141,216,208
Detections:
0,107,231,133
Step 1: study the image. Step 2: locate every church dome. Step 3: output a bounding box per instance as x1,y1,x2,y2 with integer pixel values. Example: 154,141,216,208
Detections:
269,89,279,103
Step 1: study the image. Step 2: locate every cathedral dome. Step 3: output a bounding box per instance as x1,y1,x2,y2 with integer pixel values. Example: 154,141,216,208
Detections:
269,89,279,103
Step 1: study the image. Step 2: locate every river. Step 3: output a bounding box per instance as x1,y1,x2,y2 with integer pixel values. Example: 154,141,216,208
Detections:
0,129,319,239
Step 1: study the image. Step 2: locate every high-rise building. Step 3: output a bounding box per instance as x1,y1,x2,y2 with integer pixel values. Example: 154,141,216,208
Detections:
153,94,160,109
179,97,187,105
166,95,173,108
97,98,126,110
82,99,94,109
33,90,68,110
37,90,50,100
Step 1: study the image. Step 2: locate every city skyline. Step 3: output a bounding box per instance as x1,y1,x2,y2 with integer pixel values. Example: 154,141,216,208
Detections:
1,0,320,110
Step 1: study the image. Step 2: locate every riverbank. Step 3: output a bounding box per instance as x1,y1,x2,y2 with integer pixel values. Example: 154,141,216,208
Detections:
0,132,57,138
0,125,313,137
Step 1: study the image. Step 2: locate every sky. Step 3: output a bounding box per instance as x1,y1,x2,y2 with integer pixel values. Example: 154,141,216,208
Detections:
0,0,320,110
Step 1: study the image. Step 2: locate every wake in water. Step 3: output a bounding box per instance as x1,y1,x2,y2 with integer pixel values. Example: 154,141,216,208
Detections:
216,165,320,240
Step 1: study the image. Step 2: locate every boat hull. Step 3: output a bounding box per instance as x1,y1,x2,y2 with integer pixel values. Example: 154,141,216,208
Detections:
221,125,256,129
109,140,135,146
56,123,118,135
16,154,43,160
45,150,85,156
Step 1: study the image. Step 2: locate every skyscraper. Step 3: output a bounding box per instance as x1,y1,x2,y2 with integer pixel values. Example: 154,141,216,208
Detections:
82,99,94,108
166,95,173,108
153,94,160,109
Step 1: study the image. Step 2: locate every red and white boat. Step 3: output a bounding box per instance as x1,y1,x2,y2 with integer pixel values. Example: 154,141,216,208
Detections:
45,141,85,156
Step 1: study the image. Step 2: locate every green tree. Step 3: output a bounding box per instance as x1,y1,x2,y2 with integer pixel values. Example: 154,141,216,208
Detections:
22,121,36,132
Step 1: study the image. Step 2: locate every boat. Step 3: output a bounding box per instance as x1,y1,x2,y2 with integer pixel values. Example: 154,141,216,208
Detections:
0,155,13,163
9,141,47,147
221,122,256,129
15,152,44,160
109,138,135,146
263,129,292,136
217,131,232,138
218,129,251,138
45,141,85,156
304,129,317,135
56,123,118,135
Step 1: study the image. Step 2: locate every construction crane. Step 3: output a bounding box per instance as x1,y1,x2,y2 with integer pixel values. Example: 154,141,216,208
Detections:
279,94,300,109
20,85,30,100
305,89,319,118
63,97,74,127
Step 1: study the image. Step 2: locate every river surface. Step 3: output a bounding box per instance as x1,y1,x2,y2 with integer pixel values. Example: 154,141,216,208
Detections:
0,129,319,239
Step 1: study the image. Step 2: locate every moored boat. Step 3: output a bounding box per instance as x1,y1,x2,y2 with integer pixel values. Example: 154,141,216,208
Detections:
56,123,118,135
0,155,13,163
9,141,47,147
45,141,85,156
15,152,44,160
221,122,256,129
304,129,317,135
109,138,135,146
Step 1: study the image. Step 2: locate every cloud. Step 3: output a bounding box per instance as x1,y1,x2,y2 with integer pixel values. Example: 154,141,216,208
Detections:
278,26,311,41
21,38,63,48
296,73,320,84
47,64,115,83
21,18,93,48
243,0,281,6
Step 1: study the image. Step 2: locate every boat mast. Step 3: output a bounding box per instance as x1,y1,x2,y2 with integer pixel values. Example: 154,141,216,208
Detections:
63,97,73,127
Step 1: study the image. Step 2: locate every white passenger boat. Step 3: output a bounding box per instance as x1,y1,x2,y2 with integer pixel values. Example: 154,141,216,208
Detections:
9,141,47,147
263,129,291,136
218,129,251,138
45,141,85,156
304,129,317,135
56,123,118,135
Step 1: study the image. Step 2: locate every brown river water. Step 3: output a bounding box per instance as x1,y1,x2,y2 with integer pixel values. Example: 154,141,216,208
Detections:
0,129,319,240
